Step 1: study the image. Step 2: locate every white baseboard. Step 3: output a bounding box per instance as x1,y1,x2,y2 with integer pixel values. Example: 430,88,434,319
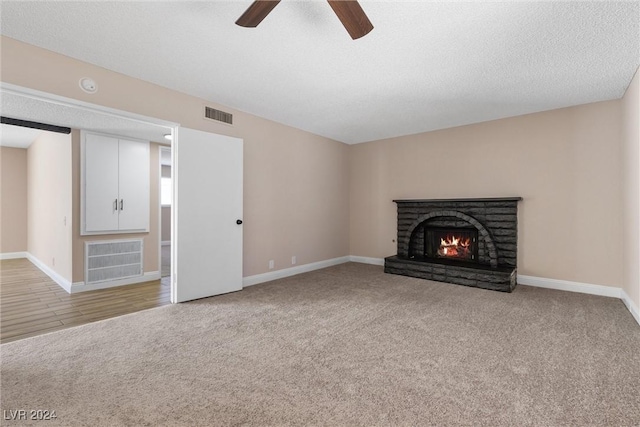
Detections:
345,258,639,327
70,271,161,293
161,241,171,246
25,253,73,293
0,251,28,260
518,275,639,327
621,289,640,326
349,256,385,266
21,245,636,327
243,256,350,287
517,274,622,298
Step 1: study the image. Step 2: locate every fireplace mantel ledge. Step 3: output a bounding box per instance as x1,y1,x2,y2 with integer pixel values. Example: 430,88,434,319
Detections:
393,197,523,203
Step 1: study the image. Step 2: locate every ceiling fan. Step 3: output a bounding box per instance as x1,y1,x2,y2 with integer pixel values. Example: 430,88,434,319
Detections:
235,0,374,40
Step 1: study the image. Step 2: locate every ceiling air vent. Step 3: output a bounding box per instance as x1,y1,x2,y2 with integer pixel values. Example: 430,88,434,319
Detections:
204,106,233,125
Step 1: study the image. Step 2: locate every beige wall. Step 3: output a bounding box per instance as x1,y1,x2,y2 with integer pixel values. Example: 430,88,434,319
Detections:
1,36,350,278
0,147,28,253
70,130,160,283
622,67,640,309
3,36,633,294
27,132,73,281
350,100,624,288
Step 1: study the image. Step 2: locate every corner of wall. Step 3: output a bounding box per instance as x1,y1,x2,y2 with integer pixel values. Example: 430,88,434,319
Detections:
621,65,640,310
26,130,73,283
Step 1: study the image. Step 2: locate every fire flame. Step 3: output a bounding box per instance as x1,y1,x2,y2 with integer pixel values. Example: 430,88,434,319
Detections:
438,235,471,258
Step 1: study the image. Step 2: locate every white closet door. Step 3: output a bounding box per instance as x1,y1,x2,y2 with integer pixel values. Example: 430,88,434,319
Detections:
84,133,119,232
117,138,150,231
174,128,243,302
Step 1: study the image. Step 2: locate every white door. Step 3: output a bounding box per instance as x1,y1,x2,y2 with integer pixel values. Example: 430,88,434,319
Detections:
173,127,243,302
118,138,150,231
84,133,119,232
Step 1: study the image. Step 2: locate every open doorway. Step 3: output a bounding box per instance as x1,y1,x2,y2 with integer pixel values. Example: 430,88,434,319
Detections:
0,121,73,283
0,85,178,342
2,82,245,330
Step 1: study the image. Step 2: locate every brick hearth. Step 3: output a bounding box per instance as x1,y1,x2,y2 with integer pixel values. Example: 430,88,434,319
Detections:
385,197,522,292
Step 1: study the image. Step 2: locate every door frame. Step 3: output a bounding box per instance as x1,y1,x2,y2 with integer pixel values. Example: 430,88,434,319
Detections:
1,82,181,301
159,145,172,284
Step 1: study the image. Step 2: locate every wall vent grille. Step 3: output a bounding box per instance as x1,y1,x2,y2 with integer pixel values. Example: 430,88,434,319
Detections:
204,106,233,125
85,239,143,284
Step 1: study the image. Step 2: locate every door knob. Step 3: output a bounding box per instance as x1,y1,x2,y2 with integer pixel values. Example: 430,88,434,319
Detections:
236,219,243,225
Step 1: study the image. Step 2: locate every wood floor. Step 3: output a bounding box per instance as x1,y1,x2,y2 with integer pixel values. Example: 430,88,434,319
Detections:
1,258,171,344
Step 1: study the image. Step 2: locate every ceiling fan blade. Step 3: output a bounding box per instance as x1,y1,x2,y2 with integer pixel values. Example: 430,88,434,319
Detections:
327,0,374,40
235,0,281,27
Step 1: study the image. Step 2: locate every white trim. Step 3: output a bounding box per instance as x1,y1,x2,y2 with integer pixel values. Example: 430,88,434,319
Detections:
80,229,150,236
621,289,640,326
349,256,385,266
517,274,621,298
518,274,640,327
0,83,178,129
71,271,161,293
0,252,28,260
158,146,169,292
170,127,178,302
161,241,171,246
345,259,626,299
25,253,73,293
346,258,640,327
242,255,640,326
243,256,350,287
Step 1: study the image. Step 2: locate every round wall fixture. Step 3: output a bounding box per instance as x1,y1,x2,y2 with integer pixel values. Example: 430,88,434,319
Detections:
79,77,98,94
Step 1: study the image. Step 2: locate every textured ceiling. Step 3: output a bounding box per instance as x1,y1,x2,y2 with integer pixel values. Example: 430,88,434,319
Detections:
1,1,638,144
1,91,172,143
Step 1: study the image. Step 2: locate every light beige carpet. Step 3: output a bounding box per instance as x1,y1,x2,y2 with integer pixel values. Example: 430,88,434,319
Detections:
1,263,639,426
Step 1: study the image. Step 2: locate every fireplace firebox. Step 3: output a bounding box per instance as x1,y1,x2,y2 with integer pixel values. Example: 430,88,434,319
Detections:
422,227,478,263
385,197,522,292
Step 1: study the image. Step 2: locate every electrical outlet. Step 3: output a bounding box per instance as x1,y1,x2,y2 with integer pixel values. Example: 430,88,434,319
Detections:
291,256,296,265
269,260,274,270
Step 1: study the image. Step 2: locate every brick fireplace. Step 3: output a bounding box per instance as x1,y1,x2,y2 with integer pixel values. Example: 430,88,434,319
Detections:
384,197,522,292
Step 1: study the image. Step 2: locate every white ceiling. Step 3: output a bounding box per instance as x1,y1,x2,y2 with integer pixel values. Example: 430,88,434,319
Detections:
0,123,43,149
1,1,638,144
